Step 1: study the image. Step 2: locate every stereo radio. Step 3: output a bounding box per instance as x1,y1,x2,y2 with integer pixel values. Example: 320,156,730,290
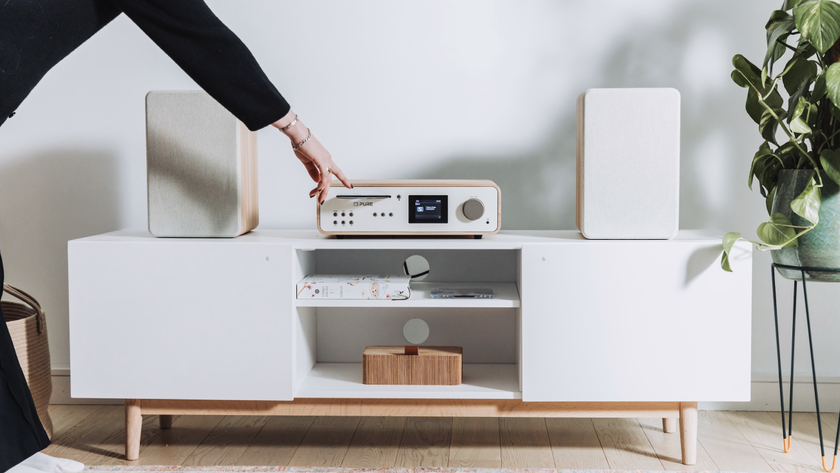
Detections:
317,180,500,238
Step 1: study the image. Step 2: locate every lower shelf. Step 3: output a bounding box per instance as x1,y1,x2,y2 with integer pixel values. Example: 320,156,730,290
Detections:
294,363,520,399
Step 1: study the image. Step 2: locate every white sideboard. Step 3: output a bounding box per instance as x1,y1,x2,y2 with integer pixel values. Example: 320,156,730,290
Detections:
67,229,752,463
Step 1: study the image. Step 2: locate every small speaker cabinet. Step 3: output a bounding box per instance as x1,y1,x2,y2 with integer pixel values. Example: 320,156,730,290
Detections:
576,88,680,239
146,91,258,238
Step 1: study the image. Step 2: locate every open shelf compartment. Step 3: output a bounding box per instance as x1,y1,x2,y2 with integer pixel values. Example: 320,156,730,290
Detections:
292,247,523,400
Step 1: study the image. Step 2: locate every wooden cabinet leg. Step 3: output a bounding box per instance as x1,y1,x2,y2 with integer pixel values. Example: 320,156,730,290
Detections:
126,399,142,461
679,402,698,465
160,414,173,429
663,417,677,433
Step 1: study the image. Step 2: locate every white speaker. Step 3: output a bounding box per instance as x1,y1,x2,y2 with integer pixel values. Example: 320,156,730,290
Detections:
576,88,680,240
146,91,258,238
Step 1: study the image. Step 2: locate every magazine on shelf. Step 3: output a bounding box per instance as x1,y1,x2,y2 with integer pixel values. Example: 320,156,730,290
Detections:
296,275,411,300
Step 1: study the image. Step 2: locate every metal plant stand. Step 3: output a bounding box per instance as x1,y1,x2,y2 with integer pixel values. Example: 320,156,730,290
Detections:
771,263,840,472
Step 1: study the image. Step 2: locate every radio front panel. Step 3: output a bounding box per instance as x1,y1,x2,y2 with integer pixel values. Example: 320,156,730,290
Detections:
317,181,500,236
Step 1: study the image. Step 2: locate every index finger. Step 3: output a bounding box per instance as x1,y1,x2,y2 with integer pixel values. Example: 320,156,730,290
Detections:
319,167,332,205
331,164,353,189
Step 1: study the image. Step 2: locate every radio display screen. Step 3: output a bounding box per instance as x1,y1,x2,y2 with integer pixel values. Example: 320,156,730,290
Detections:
408,195,448,224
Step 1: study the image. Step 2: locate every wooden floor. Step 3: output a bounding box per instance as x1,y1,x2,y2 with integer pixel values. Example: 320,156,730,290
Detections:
46,405,840,471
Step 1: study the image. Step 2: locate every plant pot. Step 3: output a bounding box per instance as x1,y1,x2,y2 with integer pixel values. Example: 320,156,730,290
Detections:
771,169,840,282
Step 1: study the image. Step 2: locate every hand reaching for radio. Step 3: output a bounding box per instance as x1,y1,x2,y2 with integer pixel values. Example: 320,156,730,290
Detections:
272,110,352,204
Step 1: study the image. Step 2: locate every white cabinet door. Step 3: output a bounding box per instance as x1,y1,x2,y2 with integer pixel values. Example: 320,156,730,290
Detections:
520,238,752,402
69,236,293,400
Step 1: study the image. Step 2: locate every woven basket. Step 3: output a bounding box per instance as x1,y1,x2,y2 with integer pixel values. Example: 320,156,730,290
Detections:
3,284,53,439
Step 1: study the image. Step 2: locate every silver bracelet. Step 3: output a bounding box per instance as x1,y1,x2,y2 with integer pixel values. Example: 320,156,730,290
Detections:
292,128,312,151
278,114,298,133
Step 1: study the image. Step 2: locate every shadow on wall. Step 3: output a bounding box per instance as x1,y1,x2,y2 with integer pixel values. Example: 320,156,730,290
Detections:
417,1,759,231
0,149,121,360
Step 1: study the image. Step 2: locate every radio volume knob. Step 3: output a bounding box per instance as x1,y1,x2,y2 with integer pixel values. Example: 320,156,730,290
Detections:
462,198,485,221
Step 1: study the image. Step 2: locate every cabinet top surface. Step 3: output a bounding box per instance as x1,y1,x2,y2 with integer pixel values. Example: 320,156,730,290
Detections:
70,229,729,249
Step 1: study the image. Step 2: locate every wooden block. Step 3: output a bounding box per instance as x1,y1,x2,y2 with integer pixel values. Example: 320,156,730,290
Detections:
362,346,462,385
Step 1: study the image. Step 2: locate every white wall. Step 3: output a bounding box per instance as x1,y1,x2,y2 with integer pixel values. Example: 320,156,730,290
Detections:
2,0,838,405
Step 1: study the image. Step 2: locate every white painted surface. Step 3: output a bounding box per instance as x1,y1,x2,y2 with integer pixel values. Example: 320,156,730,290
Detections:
68,230,750,402
68,237,294,400
294,307,317,392
295,363,520,399
521,237,752,402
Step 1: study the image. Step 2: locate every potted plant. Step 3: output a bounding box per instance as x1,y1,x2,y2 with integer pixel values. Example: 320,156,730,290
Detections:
721,0,840,281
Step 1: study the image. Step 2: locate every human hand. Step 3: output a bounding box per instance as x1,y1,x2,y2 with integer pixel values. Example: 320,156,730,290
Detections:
272,110,352,204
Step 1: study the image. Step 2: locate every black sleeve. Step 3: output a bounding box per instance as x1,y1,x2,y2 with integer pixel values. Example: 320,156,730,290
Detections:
110,0,290,131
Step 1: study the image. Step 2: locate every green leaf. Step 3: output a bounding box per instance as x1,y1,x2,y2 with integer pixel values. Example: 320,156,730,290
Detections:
785,0,809,10
760,108,783,144
732,70,751,89
767,185,777,214
827,62,840,108
791,117,811,133
758,213,799,247
733,54,765,90
778,141,799,168
790,96,813,133
755,143,794,197
782,56,819,95
766,86,785,109
794,0,840,54
764,11,797,78
790,174,821,224
795,39,819,60
720,232,742,272
745,89,764,124
720,252,731,272
749,142,774,190
793,95,809,118
752,89,784,124
812,71,827,101
820,148,840,185
755,155,769,196
807,101,819,125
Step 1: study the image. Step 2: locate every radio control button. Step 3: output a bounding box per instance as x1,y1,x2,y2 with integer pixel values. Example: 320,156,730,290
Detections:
463,198,485,221
389,212,393,217
373,213,378,217
349,212,354,217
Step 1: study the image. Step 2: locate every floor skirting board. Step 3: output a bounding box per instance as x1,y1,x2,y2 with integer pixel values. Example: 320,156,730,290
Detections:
48,371,840,410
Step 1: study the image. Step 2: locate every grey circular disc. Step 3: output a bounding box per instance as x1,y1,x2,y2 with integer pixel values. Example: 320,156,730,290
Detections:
403,255,430,281
403,318,430,344
463,198,485,221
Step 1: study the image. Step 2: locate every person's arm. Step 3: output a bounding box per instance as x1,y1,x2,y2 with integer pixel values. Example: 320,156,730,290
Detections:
272,110,352,203
110,0,351,201
109,0,288,131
